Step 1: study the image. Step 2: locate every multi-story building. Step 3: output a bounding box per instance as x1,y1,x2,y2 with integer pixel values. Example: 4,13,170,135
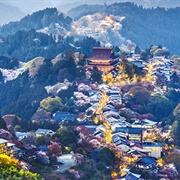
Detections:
0,138,14,157
86,47,119,72
142,142,162,159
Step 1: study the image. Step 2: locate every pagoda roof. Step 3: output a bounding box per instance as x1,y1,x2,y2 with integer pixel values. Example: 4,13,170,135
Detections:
88,47,112,60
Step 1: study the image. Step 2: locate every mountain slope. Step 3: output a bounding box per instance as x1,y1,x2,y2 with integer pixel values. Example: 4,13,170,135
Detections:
68,2,180,55
0,8,72,36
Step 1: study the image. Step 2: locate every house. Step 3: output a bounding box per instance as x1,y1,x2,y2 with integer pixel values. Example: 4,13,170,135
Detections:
106,89,122,104
86,47,119,72
77,118,97,131
112,134,122,146
111,123,129,133
131,60,146,69
7,143,15,157
35,128,55,137
13,146,21,158
128,128,142,142
131,119,157,141
122,172,141,180
142,142,162,159
22,145,38,161
88,148,101,161
132,54,141,60
38,145,48,152
136,156,156,169
0,138,15,157
103,111,120,119
89,93,101,104
126,150,142,162
15,132,28,141
52,111,77,123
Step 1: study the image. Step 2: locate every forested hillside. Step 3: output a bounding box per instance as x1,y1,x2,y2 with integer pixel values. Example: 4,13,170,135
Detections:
0,52,85,120
0,8,72,36
68,2,180,55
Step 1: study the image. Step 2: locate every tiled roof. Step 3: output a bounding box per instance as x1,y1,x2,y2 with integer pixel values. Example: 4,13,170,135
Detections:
35,128,55,135
0,138,8,144
128,128,141,134
89,48,112,60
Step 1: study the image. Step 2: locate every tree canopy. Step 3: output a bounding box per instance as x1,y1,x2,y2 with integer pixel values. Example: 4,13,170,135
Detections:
40,96,64,114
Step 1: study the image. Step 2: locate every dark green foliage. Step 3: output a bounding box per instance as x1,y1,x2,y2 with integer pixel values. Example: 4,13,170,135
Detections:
129,86,151,105
0,29,70,62
35,58,53,85
140,51,148,61
170,72,180,88
75,36,100,56
0,71,48,120
91,66,102,83
164,153,180,171
0,30,100,62
139,93,175,121
20,119,59,132
0,116,7,130
12,115,20,127
134,45,141,54
98,148,115,167
71,2,180,55
55,126,78,152
0,51,84,119
0,8,72,36
171,120,180,144
171,103,180,145
58,83,77,107
36,136,46,146
166,89,180,103
0,8,100,62
76,66,86,80
0,56,19,69
40,96,64,114
121,58,143,78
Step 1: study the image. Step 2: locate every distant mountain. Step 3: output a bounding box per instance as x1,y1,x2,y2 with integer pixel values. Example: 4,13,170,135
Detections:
134,0,180,8
0,8,72,37
68,2,180,55
1,0,180,26
1,2,180,61
0,3,24,26
58,0,180,13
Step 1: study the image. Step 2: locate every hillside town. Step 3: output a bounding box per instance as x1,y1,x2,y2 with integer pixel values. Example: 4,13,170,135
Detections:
0,46,179,180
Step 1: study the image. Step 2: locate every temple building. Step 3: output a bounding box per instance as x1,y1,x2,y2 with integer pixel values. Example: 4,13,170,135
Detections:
86,47,119,72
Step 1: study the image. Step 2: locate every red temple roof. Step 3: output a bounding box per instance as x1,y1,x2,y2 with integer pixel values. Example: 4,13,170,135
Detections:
89,47,112,60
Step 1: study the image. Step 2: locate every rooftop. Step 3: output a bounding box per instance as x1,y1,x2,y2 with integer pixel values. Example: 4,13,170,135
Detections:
88,47,112,60
35,128,55,135
142,142,162,147
0,138,8,144
137,156,156,165
128,128,141,134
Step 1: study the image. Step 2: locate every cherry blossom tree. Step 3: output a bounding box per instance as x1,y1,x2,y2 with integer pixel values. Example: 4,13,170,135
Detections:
48,142,62,156
37,151,50,165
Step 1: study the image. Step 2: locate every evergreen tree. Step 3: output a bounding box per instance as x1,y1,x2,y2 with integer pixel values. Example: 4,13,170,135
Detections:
0,116,7,130
91,66,102,83
134,45,141,54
